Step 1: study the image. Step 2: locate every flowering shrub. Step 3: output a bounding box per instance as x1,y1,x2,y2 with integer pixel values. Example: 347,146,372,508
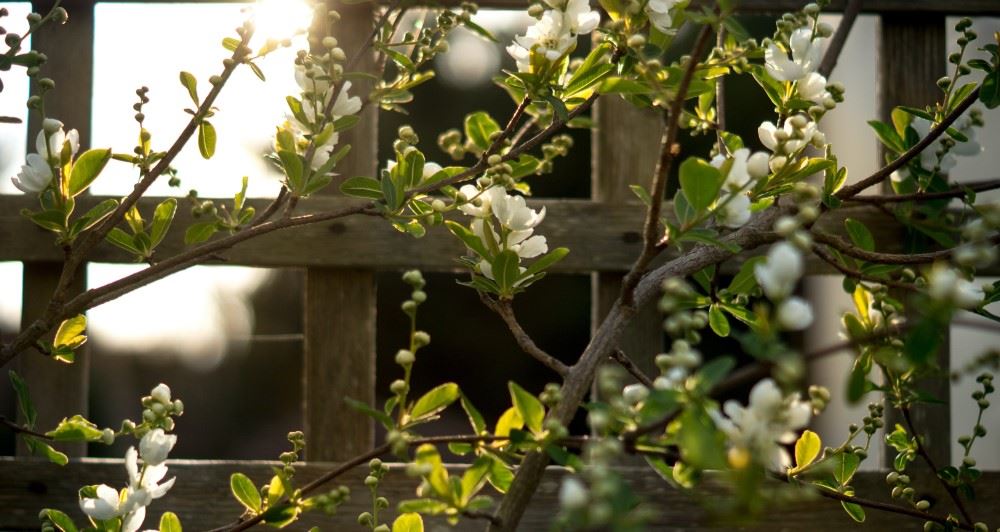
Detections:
2,0,1000,531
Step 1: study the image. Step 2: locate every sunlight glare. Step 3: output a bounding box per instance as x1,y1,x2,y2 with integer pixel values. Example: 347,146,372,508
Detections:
250,0,315,43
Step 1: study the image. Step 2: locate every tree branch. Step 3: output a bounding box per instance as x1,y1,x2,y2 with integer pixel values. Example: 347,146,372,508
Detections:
0,416,53,440
620,23,715,308
845,178,1000,204
811,230,1000,266
812,244,918,290
834,86,981,200
609,349,655,388
817,0,863,78
900,406,975,526
480,295,569,377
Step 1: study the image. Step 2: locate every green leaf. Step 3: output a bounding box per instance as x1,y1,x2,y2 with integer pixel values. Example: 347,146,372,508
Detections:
494,406,523,437
46,415,104,441
267,474,287,507
261,505,299,527
460,393,487,435
446,220,490,258
184,221,218,245
727,256,765,294
159,511,182,532
339,176,382,200
564,62,614,97
508,382,544,435
463,19,498,42
979,68,1000,109
464,111,500,151
460,456,491,504
107,227,141,254
230,472,262,513
248,61,266,82
542,94,569,121
410,383,460,420
345,396,395,429
72,198,118,235
832,452,861,485
629,184,652,206
10,370,37,428
392,513,424,532
149,198,177,249
42,509,78,532
694,356,735,393
598,77,651,94
67,149,112,197
841,501,866,522
179,71,199,104
28,437,68,465
521,247,569,278
847,352,871,403
492,250,522,294
844,218,874,252
278,150,304,192
708,304,730,337
54,315,87,351
793,430,821,470
198,121,217,159
866,120,904,153
679,157,723,212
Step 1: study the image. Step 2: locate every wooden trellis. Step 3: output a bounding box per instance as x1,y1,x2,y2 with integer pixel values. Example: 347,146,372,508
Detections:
1,0,999,529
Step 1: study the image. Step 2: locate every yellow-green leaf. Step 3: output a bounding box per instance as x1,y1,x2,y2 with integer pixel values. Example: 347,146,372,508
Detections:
794,430,821,470
230,472,261,513
53,315,87,351
392,512,424,532
67,148,112,197
159,511,182,532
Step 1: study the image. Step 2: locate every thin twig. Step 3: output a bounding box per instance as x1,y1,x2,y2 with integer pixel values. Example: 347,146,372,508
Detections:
845,178,1000,204
811,230,1000,266
900,407,975,526
609,349,655,388
0,416,53,440
834,86,981,200
771,471,975,531
621,23,715,308
817,0,863,78
479,294,569,377
812,244,917,290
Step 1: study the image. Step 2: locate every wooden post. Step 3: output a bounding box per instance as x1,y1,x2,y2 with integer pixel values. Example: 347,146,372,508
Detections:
591,93,665,379
302,2,379,462
14,0,95,458
877,14,950,467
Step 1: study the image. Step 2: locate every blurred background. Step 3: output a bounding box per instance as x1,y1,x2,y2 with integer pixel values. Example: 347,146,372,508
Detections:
0,1,997,469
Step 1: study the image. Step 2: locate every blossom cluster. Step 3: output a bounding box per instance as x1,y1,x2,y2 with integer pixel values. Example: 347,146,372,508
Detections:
11,118,78,193
507,0,599,73
709,378,812,468
710,148,770,228
284,55,362,171
458,184,548,280
755,241,813,330
78,384,179,532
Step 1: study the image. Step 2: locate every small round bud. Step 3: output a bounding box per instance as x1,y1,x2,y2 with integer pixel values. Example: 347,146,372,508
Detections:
627,34,646,49
915,500,930,511
331,47,347,62
101,428,115,445
411,290,427,303
390,379,408,395
322,36,338,49
357,512,373,526
395,349,415,366
412,330,431,347
209,75,223,85
364,475,379,488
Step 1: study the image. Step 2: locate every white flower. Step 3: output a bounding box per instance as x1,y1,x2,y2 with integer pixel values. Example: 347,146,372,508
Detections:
716,192,751,229
562,0,600,35
492,192,546,232
747,151,771,180
758,118,820,155
11,153,53,193
908,113,981,174
645,0,682,33
80,484,123,520
507,10,576,73
458,184,494,217
330,81,362,118
150,383,171,404
559,477,589,509
710,378,812,468
776,296,814,330
797,72,830,103
36,126,79,163
139,429,177,466
764,28,825,82
121,506,146,532
294,63,330,95
755,242,803,300
711,148,753,191
928,266,984,309
510,233,548,258
622,383,649,405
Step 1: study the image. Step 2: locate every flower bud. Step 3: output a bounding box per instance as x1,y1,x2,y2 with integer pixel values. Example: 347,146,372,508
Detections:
395,349,415,366
627,34,646,49
747,151,770,179
412,330,431,347
41,118,63,134
101,428,115,445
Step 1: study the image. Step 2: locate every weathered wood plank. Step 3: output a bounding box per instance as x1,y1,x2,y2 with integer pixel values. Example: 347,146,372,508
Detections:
591,91,665,377
1,458,998,530
74,0,1000,15
3,195,970,275
302,1,380,462
877,14,951,468
13,0,96,458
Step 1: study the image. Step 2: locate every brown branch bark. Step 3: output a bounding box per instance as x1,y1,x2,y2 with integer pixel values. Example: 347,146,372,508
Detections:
480,295,570,377
811,230,1000,266
845,178,1000,204
817,0,863,78
834,86,981,200
609,349,655,388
